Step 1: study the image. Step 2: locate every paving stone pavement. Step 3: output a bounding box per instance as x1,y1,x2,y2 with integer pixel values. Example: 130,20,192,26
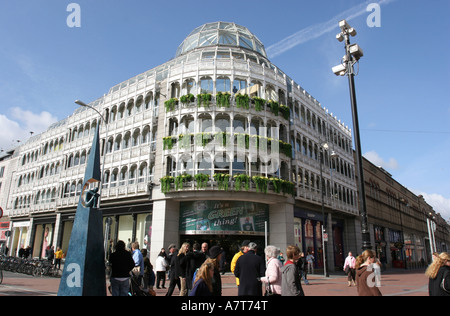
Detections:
0,268,429,297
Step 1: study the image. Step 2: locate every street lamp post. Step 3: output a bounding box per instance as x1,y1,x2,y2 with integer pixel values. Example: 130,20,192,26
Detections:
333,20,371,251
75,100,110,260
75,100,108,209
319,143,329,277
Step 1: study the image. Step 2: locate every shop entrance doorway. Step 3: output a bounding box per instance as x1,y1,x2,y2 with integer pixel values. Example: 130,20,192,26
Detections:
180,234,265,273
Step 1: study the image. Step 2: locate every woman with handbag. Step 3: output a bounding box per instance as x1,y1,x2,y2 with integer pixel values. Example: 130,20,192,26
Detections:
261,245,282,296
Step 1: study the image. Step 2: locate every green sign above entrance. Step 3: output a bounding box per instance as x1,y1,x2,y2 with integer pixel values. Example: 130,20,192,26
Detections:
180,201,269,236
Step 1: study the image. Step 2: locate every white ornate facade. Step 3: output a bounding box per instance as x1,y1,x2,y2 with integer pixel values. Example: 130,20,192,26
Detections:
6,22,358,269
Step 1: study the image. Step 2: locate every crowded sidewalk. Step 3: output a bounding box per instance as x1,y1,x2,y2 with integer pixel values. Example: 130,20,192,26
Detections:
0,268,429,296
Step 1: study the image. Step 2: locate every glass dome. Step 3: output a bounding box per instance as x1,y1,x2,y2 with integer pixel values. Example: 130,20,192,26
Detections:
176,22,267,58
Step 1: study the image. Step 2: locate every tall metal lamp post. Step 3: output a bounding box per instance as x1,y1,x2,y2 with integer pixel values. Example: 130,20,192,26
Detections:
75,100,108,208
333,20,371,251
319,143,330,277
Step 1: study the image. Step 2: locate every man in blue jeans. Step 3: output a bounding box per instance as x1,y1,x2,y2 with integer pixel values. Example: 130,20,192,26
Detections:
109,240,135,296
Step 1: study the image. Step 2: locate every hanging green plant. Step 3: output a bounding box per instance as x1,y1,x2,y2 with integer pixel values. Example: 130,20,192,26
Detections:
252,96,266,112
235,133,249,149
270,177,282,194
164,98,178,112
160,176,174,194
216,92,231,108
213,173,230,191
163,136,175,150
233,174,250,191
197,93,212,108
174,174,193,190
268,100,279,116
195,133,212,147
235,94,250,109
279,141,293,158
252,175,269,194
281,180,296,197
279,104,290,120
180,94,195,105
213,132,228,147
194,173,210,189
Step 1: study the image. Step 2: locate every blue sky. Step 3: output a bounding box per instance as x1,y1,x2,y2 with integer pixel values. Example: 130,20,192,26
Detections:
1,0,449,220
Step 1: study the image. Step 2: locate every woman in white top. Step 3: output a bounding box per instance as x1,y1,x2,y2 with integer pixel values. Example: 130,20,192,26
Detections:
155,249,168,289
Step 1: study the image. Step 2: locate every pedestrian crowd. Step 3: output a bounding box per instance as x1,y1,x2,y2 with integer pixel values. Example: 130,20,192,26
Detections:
107,237,450,297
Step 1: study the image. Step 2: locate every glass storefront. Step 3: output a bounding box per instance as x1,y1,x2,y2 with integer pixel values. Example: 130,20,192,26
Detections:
179,200,269,272
294,207,345,270
179,201,269,236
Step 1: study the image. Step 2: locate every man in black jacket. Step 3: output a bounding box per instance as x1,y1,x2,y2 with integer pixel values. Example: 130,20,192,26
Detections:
234,242,265,296
165,244,181,296
109,240,135,296
185,243,207,293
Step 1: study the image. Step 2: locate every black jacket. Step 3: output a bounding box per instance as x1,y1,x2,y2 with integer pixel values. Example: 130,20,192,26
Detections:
429,266,450,296
234,250,265,296
185,251,207,289
109,249,135,278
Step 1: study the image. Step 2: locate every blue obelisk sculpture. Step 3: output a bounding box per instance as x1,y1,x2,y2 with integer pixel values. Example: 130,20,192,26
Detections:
58,124,106,296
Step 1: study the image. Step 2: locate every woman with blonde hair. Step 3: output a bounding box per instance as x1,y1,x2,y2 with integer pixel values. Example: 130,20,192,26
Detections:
425,252,450,296
355,250,382,296
177,242,190,296
189,261,215,296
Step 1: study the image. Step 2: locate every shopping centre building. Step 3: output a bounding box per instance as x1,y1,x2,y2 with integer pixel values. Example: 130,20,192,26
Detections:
2,22,446,270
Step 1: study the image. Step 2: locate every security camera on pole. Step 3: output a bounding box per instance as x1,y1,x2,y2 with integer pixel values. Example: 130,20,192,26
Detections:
333,20,371,251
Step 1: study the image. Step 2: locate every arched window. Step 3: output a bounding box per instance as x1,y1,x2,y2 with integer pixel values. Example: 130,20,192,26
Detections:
129,164,137,184
171,82,181,99
126,99,134,117
197,153,211,175
123,132,131,149
80,150,87,165
118,103,126,119
102,170,110,188
119,166,128,186
115,135,122,151
78,126,84,139
182,78,196,95
74,152,80,166
216,76,231,93
233,78,247,95
141,126,150,144
132,129,140,147
200,76,213,94
110,105,117,122
110,169,118,188
138,162,148,183
144,92,153,110
135,96,143,114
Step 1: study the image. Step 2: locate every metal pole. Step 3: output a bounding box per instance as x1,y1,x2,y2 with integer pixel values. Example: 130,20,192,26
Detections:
344,35,371,251
319,149,329,277
264,221,268,250
75,101,108,209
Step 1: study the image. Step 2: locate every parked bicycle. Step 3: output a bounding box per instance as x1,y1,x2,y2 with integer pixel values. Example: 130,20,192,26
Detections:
0,255,61,278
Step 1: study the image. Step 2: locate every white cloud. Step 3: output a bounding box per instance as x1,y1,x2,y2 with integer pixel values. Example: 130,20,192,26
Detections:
419,192,450,222
0,107,58,151
364,150,399,170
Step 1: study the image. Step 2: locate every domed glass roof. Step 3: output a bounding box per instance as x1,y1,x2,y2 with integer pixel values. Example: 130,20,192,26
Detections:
175,22,267,58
